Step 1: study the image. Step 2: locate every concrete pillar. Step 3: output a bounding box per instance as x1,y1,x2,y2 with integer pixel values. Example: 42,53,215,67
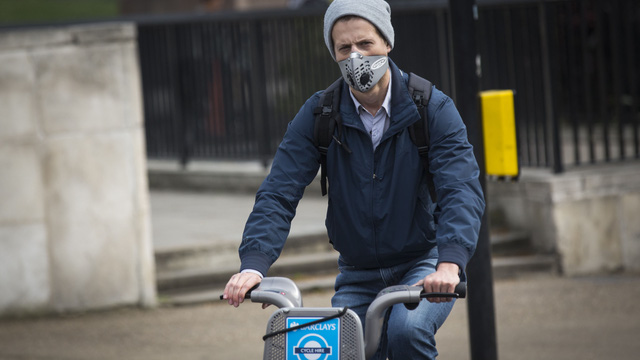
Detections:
488,163,640,276
0,23,156,316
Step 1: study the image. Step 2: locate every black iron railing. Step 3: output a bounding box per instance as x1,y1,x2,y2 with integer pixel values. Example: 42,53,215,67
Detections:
137,0,640,171
478,0,640,172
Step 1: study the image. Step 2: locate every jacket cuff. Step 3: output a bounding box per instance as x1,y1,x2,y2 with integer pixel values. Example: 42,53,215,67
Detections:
437,243,470,272
240,252,272,277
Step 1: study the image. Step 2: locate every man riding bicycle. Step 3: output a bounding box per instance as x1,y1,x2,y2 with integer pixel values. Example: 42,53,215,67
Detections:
224,0,484,358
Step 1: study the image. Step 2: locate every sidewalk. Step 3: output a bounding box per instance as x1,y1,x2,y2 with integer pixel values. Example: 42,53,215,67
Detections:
149,189,327,256
1,273,639,359
149,190,558,302
149,188,340,300
148,159,329,271
146,159,559,304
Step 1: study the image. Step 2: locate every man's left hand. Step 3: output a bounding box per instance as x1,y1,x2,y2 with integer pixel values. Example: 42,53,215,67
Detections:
413,262,460,303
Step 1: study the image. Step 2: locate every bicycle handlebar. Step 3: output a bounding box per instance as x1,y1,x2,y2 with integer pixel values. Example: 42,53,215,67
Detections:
219,277,303,308
363,282,465,358
220,277,465,359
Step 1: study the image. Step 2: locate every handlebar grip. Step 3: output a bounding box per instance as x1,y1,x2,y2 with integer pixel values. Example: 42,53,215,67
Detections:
419,282,467,300
220,278,303,308
218,283,260,301
246,283,260,298
454,282,467,299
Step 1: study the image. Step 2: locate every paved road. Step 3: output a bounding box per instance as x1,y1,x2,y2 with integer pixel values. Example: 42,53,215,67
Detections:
1,273,639,359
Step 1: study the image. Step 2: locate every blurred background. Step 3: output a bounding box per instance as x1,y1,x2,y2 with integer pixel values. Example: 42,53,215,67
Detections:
4,0,635,170
1,0,639,359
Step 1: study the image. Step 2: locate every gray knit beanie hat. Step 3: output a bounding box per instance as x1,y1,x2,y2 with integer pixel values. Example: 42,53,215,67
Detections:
323,0,394,61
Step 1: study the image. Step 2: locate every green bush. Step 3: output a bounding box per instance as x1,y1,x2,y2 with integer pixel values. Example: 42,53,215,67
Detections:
0,0,118,24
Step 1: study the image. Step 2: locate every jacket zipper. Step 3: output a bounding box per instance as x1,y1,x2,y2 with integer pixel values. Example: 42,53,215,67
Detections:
372,142,381,268
343,121,382,267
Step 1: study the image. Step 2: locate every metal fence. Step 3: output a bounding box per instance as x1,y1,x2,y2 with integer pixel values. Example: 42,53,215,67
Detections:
478,0,640,172
138,0,640,171
138,10,342,166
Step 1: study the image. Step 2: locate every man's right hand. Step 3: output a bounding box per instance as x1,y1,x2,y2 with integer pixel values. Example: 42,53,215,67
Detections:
223,272,262,307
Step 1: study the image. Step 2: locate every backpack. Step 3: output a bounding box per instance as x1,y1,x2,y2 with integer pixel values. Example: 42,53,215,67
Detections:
313,73,437,204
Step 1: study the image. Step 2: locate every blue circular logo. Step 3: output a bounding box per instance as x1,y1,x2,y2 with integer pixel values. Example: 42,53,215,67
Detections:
294,333,332,360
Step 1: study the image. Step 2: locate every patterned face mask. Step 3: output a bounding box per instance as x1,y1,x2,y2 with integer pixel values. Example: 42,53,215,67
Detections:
338,52,389,93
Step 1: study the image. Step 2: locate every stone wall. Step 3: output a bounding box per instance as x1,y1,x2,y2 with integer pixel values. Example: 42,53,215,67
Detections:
0,23,156,316
488,162,640,276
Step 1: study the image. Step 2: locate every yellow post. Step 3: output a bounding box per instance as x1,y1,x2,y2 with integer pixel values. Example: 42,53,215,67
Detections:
480,90,519,178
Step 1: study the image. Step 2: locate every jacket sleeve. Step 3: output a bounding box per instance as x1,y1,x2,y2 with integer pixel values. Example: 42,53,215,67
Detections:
238,94,322,276
428,90,486,271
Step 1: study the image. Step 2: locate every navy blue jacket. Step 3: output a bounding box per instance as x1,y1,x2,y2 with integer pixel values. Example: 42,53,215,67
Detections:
240,60,485,276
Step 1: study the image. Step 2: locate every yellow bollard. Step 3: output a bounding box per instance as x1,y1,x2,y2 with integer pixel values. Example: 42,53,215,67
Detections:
480,90,519,179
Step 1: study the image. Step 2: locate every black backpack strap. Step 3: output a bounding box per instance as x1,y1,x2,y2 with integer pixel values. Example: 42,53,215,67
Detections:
407,73,437,204
314,78,343,196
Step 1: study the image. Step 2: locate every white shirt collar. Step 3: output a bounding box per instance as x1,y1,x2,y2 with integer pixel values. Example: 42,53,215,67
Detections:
348,71,392,117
